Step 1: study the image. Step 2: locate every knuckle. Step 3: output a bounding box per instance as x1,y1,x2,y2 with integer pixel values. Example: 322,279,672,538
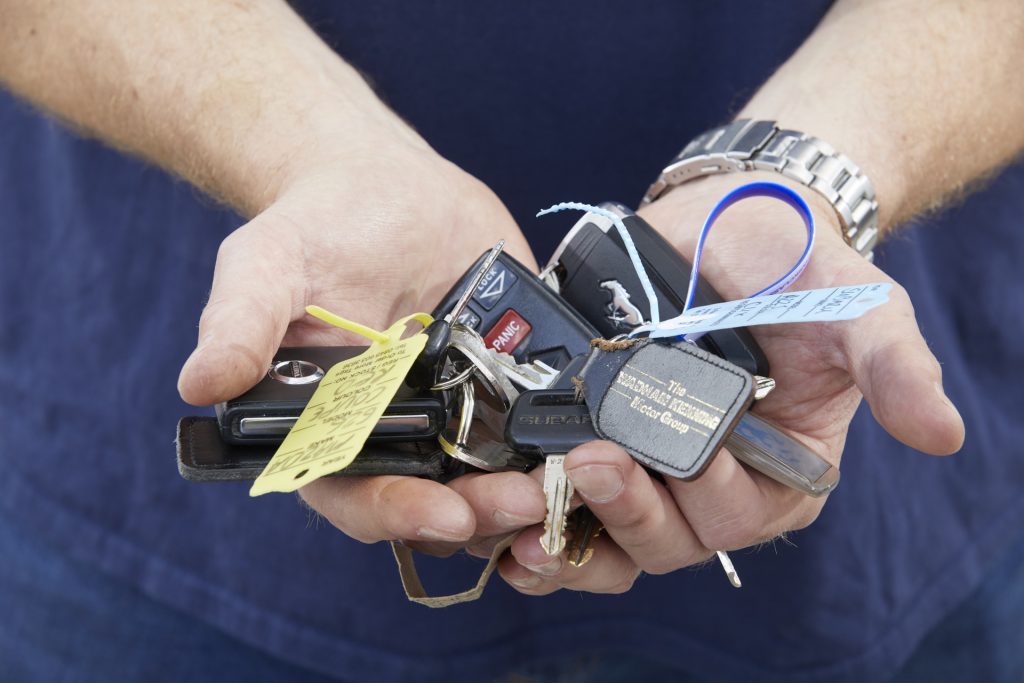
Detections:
299,484,383,544
603,567,641,594
788,502,824,532
691,508,761,551
638,551,694,576
612,502,666,540
636,558,676,575
215,228,245,258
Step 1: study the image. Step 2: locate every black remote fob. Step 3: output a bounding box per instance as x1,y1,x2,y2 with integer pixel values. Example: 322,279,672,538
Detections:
216,346,446,445
431,251,599,372
542,202,769,376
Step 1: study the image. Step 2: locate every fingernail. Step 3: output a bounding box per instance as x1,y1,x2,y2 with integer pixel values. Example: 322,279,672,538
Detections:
415,526,467,542
567,464,624,503
492,509,535,529
509,574,543,589
523,556,562,576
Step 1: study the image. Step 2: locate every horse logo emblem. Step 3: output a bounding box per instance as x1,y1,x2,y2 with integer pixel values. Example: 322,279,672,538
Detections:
599,279,646,330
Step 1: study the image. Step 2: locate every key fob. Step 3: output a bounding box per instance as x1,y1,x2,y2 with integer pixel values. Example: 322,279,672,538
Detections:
542,202,770,376
178,417,450,482
504,389,597,458
431,252,598,372
216,346,447,445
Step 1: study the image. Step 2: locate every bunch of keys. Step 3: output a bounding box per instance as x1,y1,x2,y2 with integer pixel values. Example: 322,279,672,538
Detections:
184,210,839,592
424,244,748,582
431,209,840,587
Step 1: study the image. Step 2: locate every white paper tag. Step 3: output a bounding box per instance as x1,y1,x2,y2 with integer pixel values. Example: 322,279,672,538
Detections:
640,283,892,339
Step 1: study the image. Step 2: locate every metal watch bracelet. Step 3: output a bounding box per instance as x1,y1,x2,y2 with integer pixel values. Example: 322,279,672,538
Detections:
641,119,879,260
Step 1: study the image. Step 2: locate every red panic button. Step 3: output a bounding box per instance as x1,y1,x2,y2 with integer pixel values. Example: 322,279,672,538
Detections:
484,309,532,354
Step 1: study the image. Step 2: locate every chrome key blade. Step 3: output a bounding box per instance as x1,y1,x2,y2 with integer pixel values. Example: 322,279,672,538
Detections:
446,240,505,324
540,454,573,556
483,347,559,391
717,551,742,588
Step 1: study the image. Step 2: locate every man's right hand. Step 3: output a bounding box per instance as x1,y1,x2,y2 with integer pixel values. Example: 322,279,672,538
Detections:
177,139,547,550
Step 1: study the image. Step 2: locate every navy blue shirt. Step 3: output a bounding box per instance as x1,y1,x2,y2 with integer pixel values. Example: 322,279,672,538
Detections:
2,3,1023,681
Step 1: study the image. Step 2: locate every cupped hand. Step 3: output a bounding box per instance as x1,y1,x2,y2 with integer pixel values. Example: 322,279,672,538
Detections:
177,135,540,549
493,171,965,595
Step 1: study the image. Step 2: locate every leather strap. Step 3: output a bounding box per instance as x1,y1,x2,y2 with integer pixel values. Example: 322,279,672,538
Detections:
391,532,520,607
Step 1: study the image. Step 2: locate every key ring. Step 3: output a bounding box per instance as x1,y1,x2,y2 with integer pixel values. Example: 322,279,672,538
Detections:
430,365,475,392
447,325,518,410
438,380,534,472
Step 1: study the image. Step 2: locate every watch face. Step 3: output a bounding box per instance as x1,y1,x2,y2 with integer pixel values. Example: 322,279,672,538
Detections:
268,359,325,385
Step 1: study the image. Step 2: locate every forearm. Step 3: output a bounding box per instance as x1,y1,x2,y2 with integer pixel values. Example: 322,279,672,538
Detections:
0,0,421,216
738,0,1024,232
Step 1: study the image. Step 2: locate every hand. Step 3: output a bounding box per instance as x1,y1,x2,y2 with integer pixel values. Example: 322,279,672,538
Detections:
176,133,545,550
491,172,965,595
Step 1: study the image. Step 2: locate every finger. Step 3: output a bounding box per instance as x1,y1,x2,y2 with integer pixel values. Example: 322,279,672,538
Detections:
465,534,505,560
665,445,820,552
563,441,710,574
178,218,303,405
447,471,547,538
507,525,641,594
299,475,476,544
497,550,562,596
837,283,965,455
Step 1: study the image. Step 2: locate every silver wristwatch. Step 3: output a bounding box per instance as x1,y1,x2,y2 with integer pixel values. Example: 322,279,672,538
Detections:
641,119,879,260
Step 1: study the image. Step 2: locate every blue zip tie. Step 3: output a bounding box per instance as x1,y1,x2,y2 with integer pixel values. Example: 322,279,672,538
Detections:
634,182,816,340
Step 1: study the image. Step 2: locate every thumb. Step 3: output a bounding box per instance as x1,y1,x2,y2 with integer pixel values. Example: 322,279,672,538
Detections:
178,221,302,405
840,283,965,455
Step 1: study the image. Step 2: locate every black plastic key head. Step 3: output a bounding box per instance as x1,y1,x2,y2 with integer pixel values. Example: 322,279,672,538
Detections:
405,319,450,390
504,389,598,458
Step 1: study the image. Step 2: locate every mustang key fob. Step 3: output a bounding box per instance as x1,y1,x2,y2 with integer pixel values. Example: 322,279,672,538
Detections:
541,202,770,376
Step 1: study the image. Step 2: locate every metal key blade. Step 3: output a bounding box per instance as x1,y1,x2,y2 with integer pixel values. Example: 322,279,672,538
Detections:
717,551,742,588
540,454,573,556
446,240,505,324
566,506,603,567
483,346,560,391
414,241,506,391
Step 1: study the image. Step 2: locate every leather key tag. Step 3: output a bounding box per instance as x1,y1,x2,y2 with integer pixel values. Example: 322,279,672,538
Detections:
579,339,755,480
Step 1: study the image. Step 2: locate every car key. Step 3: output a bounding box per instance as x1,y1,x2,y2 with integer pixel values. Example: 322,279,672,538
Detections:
505,389,601,563
431,249,599,373
540,202,769,376
541,454,573,556
216,346,447,445
505,389,593,557
506,387,737,580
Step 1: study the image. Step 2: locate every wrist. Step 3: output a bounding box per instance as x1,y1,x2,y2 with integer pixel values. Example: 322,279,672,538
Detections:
206,65,432,217
734,103,908,233
643,119,878,259
647,171,844,246
638,172,852,301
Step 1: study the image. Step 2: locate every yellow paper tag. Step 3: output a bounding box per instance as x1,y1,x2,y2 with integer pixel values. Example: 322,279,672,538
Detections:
249,309,432,496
